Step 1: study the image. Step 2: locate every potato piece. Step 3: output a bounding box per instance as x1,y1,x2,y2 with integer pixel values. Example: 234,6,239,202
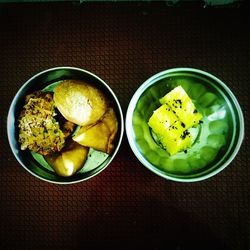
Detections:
54,80,109,126
73,107,118,154
44,140,89,177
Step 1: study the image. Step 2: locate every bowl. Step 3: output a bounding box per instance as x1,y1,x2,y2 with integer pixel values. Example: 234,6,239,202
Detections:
7,67,124,184
126,68,244,182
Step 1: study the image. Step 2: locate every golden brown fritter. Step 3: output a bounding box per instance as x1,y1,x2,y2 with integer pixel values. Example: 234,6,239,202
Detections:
18,91,65,155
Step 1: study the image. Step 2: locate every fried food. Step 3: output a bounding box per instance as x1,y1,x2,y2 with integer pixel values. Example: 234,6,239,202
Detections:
18,79,118,177
55,110,76,138
18,91,65,155
73,107,118,154
44,140,89,177
53,80,109,126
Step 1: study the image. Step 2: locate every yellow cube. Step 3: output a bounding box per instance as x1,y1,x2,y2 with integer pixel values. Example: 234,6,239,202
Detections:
160,86,202,129
148,104,192,156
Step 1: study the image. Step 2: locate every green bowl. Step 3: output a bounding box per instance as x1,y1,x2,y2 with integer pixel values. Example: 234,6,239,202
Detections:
126,68,244,182
7,67,124,184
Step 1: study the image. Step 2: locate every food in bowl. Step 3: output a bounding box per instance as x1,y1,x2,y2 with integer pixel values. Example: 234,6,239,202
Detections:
17,79,118,177
73,107,118,154
126,68,244,182
18,91,65,155
148,86,203,155
54,80,109,127
7,67,124,184
159,86,203,128
44,140,89,177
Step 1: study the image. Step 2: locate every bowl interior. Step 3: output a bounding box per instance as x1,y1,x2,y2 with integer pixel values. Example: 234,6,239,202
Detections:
127,68,244,181
8,67,124,184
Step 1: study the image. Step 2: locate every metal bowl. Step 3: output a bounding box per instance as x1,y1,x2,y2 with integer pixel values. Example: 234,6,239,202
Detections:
7,67,124,184
126,68,244,182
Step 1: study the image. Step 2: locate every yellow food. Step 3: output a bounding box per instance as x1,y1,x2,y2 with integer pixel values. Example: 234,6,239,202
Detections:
148,104,192,155
148,104,178,135
18,91,65,155
54,80,109,126
44,140,89,177
55,112,76,138
73,107,118,154
160,86,202,129
19,79,118,177
148,86,202,155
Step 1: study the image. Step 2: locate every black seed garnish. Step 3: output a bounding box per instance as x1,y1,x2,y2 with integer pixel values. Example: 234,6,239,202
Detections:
171,125,178,130
199,120,203,124
174,99,182,104
180,130,190,140
184,150,187,154
181,122,186,128
193,109,198,113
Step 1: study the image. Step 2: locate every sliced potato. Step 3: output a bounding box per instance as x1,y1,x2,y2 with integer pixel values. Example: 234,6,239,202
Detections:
44,140,89,177
54,80,109,126
73,107,118,154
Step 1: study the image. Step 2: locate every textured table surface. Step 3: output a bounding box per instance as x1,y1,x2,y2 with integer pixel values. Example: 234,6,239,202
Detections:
0,2,249,250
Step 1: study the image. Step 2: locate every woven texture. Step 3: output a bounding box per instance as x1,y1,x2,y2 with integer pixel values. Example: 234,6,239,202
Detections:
0,2,249,249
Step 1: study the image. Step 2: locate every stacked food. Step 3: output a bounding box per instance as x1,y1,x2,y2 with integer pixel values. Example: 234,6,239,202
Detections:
18,80,118,177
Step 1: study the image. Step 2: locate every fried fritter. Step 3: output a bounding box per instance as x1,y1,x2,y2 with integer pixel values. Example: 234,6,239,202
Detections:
18,91,65,155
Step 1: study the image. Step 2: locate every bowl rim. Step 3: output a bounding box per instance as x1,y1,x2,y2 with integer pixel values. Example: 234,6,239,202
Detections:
126,67,245,182
7,66,124,184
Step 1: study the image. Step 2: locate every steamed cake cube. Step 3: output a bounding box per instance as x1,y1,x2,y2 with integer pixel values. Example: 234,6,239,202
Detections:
148,104,192,155
148,104,178,134
154,120,192,156
160,86,202,129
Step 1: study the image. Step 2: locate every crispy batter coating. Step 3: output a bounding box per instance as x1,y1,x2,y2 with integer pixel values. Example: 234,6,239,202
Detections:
18,91,65,155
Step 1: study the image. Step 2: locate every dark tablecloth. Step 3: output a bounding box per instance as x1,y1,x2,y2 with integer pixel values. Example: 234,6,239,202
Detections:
0,2,249,249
